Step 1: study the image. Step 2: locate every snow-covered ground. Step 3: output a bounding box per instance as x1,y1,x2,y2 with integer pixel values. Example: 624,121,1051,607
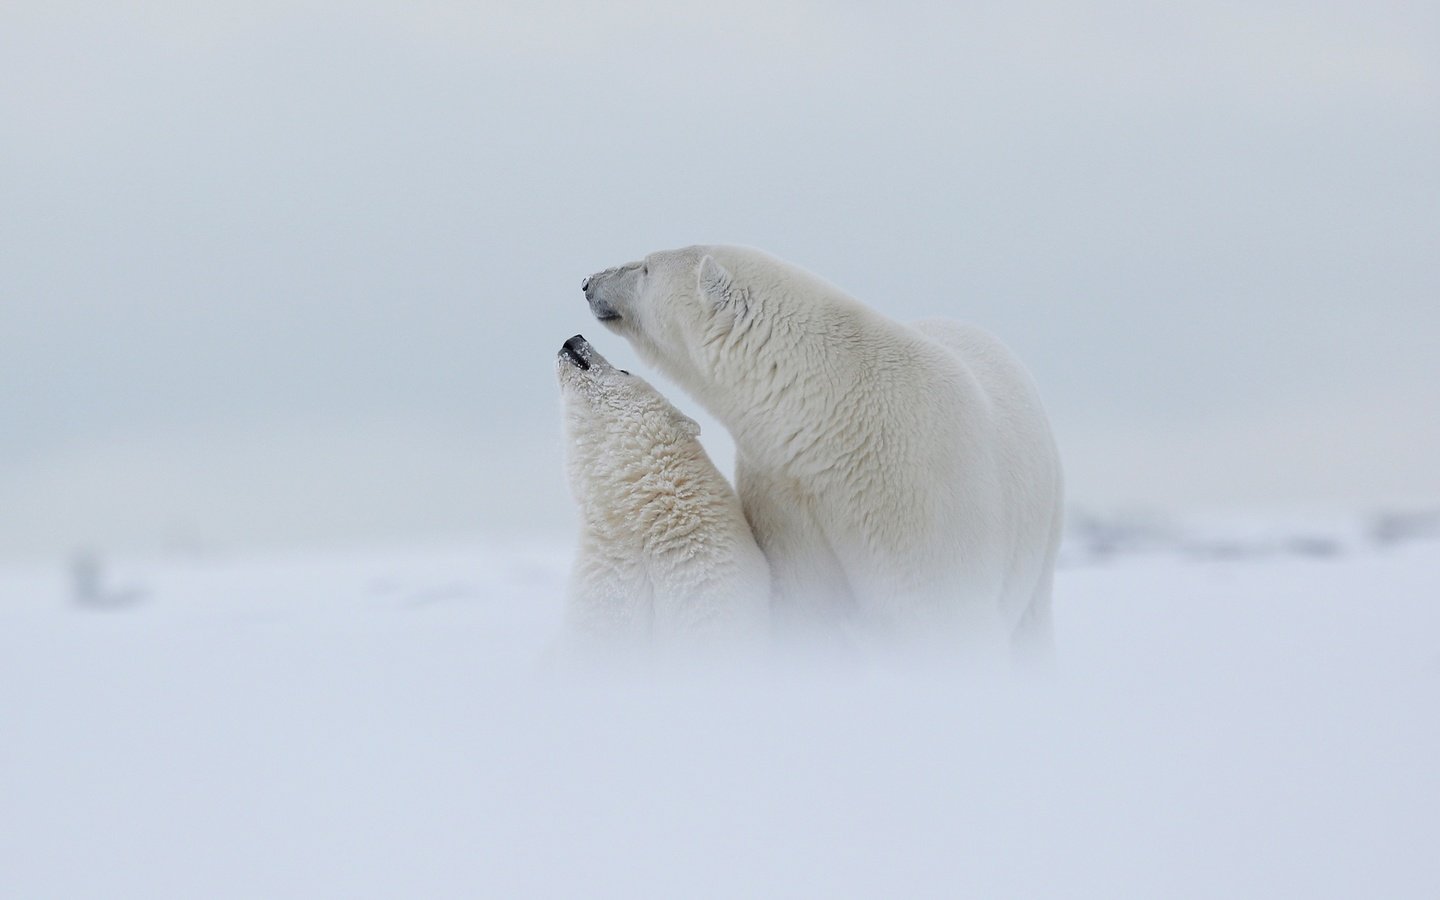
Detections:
2,517,1437,898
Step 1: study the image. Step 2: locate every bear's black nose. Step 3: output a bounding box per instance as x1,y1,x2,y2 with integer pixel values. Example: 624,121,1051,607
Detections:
581,276,592,297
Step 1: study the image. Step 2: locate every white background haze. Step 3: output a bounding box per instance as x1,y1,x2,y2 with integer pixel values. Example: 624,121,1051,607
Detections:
2,1,1438,560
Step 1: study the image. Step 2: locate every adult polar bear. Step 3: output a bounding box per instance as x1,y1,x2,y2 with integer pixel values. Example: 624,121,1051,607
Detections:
583,245,1062,658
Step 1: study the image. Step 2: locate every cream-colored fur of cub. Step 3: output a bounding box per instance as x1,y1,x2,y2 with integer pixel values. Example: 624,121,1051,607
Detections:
556,335,769,662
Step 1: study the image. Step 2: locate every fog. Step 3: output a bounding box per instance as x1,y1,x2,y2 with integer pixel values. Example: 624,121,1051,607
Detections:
3,2,1437,560
3,523,1437,896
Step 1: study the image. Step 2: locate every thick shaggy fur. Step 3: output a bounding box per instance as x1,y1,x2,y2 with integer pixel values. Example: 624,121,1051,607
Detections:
582,246,1063,658
556,335,769,659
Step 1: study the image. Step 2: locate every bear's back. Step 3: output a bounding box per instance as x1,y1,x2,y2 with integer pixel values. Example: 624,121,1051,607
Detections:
911,317,1063,641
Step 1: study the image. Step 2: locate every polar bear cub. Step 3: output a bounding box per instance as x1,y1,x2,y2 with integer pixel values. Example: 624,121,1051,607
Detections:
582,246,1063,660
555,334,769,658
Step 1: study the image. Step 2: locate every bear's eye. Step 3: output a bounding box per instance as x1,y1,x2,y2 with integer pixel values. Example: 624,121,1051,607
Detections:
619,369,631,376
641,263,648,276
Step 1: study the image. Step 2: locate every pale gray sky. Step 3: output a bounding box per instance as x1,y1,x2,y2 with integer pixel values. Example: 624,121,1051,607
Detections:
2,1,1437,560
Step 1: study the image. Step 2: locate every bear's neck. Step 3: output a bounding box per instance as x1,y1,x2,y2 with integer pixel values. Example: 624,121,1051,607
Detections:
689,303,901,471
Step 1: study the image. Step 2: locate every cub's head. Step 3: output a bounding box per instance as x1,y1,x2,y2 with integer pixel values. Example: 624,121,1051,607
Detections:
555,334,700,460
580,245,757,393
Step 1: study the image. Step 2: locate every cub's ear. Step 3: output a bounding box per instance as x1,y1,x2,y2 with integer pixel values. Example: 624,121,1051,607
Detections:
697,255,734,306
672,410,702,438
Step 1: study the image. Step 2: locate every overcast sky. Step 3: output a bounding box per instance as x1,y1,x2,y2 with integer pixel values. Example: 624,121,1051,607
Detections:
2,1,1437,560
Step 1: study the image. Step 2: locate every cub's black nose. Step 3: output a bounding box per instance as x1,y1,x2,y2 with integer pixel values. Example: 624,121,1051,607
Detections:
561,334,590,370
581,276,592,297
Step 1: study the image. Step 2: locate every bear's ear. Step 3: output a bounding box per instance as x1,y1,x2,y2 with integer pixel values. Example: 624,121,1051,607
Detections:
697,255,734,306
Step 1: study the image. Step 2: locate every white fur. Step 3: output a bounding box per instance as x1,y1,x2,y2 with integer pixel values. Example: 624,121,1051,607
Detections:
583,246,1063,659
555,337,769,662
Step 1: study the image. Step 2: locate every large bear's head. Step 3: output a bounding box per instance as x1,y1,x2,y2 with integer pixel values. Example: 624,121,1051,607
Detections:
580,245,770,399
555,334,701,464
